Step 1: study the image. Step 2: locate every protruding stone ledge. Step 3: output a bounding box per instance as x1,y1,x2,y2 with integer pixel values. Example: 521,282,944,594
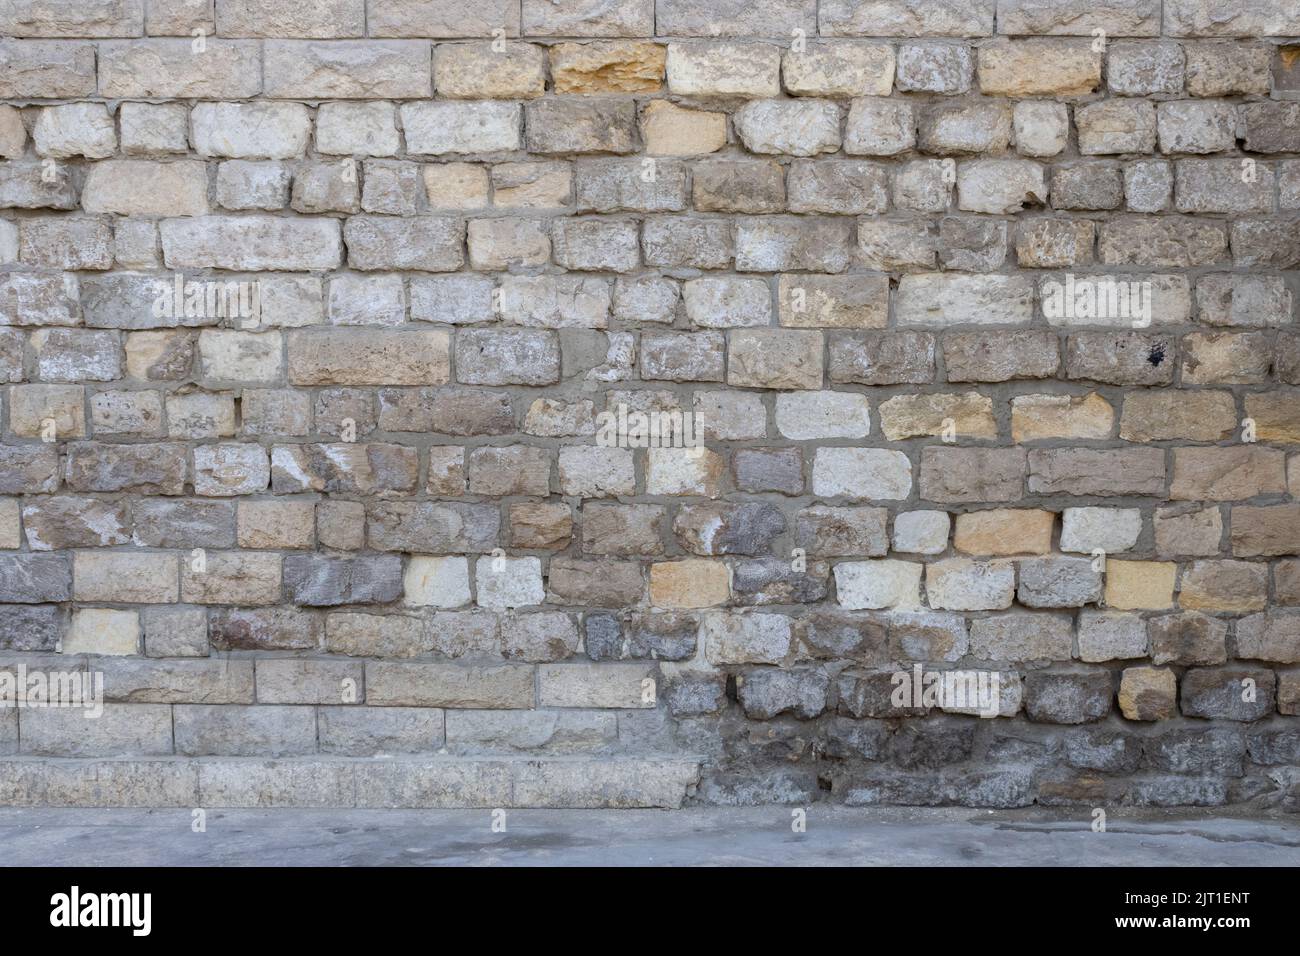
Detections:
0,757,702,809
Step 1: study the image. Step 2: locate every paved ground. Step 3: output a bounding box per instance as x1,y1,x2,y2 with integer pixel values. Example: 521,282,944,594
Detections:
0,806,1297,865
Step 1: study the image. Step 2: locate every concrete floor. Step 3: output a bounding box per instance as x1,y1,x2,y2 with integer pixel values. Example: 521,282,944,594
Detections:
1,806,1298,865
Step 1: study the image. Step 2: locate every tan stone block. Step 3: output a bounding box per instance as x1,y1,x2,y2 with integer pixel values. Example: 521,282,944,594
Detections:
366,660,533,707
99,38,261,100
325,611,425,658
82,159,209,217
1154,505,1222,557
582,503,665,556
1170,446,1286,501
953,509,1054,556
491,162,572,208
237,499,315,549
423,163,488,210
197,330,284,385
1182,331,1270,385
1105,559,1176,610
666,41,781,98
777,274,889,329
125,331,195,382
426,446,466,496
878,392,997,441
1230,504,1300,558
63,608,139,656
180,551,282,605
0,104,23,158
925,558,1016,611
782,41,895,97
924,446,1026,503
1016,219,1093,267
640,100,726,156
1273,558,1300,606
469,218,553,271
288,329,450,386
727,329,824,391
73,551,178,603
434,42,546,99
508,502,572,550
1245,392,1300,443
0,497,18,550
1280,670,1300,716
1120,390,1237,442
403,555,471,608
551,41,665,94
977,40,1101,97
317,500,365,551
264,39,431,99
1178,559,1267,613
650,559,730,609
645,447,725,497
1118,666,1176,721
8,384,85,439
1012,393,1113,441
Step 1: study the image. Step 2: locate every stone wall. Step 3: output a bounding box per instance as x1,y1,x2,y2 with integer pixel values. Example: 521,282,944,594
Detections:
0,0,1298,810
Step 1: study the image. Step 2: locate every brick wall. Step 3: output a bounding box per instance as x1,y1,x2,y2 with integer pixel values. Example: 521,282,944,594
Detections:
0,0,1298,810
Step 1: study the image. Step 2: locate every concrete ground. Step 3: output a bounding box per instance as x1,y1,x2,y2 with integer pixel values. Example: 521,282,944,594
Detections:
0,806,1297,865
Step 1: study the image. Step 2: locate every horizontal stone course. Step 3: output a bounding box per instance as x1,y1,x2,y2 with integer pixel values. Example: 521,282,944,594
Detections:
0,756,702,808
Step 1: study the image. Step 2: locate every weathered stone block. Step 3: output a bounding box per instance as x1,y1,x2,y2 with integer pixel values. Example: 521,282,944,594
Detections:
921,448,1025,503
926,559,1015,612
666,41,781,97
953,509,1053,556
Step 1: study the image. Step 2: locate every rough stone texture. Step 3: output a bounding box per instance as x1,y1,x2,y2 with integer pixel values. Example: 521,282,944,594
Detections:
978,40,1101,97
1078,611,1147,663
640,101,726,156
0,6,1295,813
1119,667,1177,721
953,509,1052,556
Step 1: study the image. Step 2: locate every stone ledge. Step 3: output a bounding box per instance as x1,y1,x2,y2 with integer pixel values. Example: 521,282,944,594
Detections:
0,756,702,809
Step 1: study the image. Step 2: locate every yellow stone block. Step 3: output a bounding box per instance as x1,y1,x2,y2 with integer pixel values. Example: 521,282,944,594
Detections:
649,559,730,609
1105,559,1176,610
